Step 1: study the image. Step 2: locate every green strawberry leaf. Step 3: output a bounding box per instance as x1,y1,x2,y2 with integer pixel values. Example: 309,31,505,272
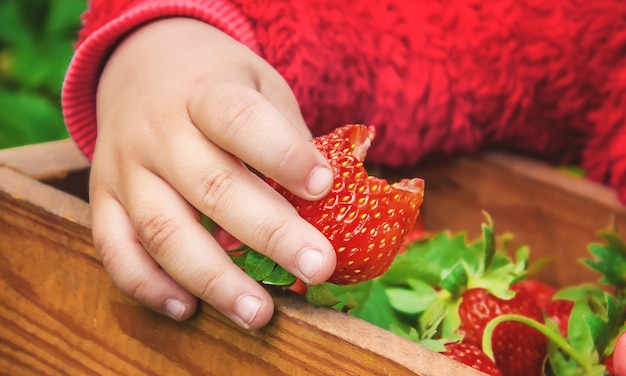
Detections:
231,251,247,269
526,256,554,278
600,230,626,255
199,214,215,232
389,325,421,343
415,339,448,352
480,210,496,271
418,292,462,341
379,253,441,287
305,284,341,307
244,249,276,281
403,232,481,279
440,262,469,297
263,265,297,286
468,245,529,299
548,283,626,373
323,280,405,330
564,293,602,363
229,247,297,287
581,229,626,299
386,279,438,314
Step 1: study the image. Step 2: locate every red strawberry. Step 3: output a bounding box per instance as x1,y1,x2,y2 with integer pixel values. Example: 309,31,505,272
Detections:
443,343,503,376
605,352,616,376
398,216,427,253
213,225,243,250
515,279,556,311
269,124,425,284
288,278,307,295
458,284,548,376
544,299,574,337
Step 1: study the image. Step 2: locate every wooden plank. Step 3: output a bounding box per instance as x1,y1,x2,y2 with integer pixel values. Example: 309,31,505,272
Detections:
9,139,625,375
0,139,89,180
0,165,482,375
414,152,626,288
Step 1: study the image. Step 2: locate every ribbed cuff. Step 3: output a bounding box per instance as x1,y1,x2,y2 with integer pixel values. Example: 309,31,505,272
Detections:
61,0,258,159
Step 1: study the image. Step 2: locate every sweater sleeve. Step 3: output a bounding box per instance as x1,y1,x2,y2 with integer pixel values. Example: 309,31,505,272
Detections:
63,0,626,203
232,0,626,202
61,0,259,159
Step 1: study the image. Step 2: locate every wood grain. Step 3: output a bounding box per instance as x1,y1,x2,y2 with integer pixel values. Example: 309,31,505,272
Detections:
413,152,626,287
0,138,89,180
4,140,626,375
0,150,482,376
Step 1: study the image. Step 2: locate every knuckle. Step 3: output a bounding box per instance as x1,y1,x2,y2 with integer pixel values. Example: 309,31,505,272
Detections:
197,166,239,217
128,275,153,303
214,88,263,140
135,214,181,257
96,241,151,303
97,238,123,274
257,218,292,260
276,141,301,171
197,267,228,302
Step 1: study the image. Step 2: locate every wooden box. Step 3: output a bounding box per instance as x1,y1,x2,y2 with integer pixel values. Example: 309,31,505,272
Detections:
1,140,625,375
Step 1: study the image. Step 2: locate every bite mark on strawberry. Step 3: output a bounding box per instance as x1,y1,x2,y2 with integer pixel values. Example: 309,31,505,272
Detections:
269,124,425,285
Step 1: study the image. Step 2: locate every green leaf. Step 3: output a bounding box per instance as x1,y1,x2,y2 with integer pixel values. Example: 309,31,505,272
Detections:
244,250,276,282
230,251,247,269
480,210,496,271
553,284,604,301
389,325,421,343
582,230,626,295
599,230,626,256
584,243,626,287
199,214,215,232
0,1,32,46
419,292,462,341
409,232,480,272
566,298,602,365
440,263,469,296
380,255,441,287
386,279,438,315
323,280,406,330
306,284,341,307
45,0,84,35
262,265,297,286
0,88,67,149
416,338,447,352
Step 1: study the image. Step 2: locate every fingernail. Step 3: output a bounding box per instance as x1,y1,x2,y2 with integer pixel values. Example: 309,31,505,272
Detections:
165,298,186,320
235,295,262,327
307,166,333,197
297,248,324,282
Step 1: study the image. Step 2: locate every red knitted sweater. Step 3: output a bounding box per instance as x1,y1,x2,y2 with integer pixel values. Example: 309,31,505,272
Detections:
62,0,626,202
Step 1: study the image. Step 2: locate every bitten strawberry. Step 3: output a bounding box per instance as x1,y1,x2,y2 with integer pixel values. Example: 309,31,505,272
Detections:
458,284,548,376
269,124,425,285
443,343,503,376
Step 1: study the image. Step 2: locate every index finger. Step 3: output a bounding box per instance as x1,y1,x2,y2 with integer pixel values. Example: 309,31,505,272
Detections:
187,82,334,200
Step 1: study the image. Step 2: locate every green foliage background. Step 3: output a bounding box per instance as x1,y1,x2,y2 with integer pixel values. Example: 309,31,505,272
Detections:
0,0,86,149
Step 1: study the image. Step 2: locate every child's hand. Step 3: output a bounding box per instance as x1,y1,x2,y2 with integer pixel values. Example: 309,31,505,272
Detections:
91,18,336,329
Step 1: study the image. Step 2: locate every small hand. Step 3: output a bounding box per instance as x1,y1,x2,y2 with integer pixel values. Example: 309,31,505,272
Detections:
91,18,336,328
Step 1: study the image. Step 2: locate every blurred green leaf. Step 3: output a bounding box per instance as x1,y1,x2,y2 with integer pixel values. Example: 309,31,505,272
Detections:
0,1,32,47
0,87,68,148
0,0,85,149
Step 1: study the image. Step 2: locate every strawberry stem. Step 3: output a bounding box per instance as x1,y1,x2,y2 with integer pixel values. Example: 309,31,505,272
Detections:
481,314,592,371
